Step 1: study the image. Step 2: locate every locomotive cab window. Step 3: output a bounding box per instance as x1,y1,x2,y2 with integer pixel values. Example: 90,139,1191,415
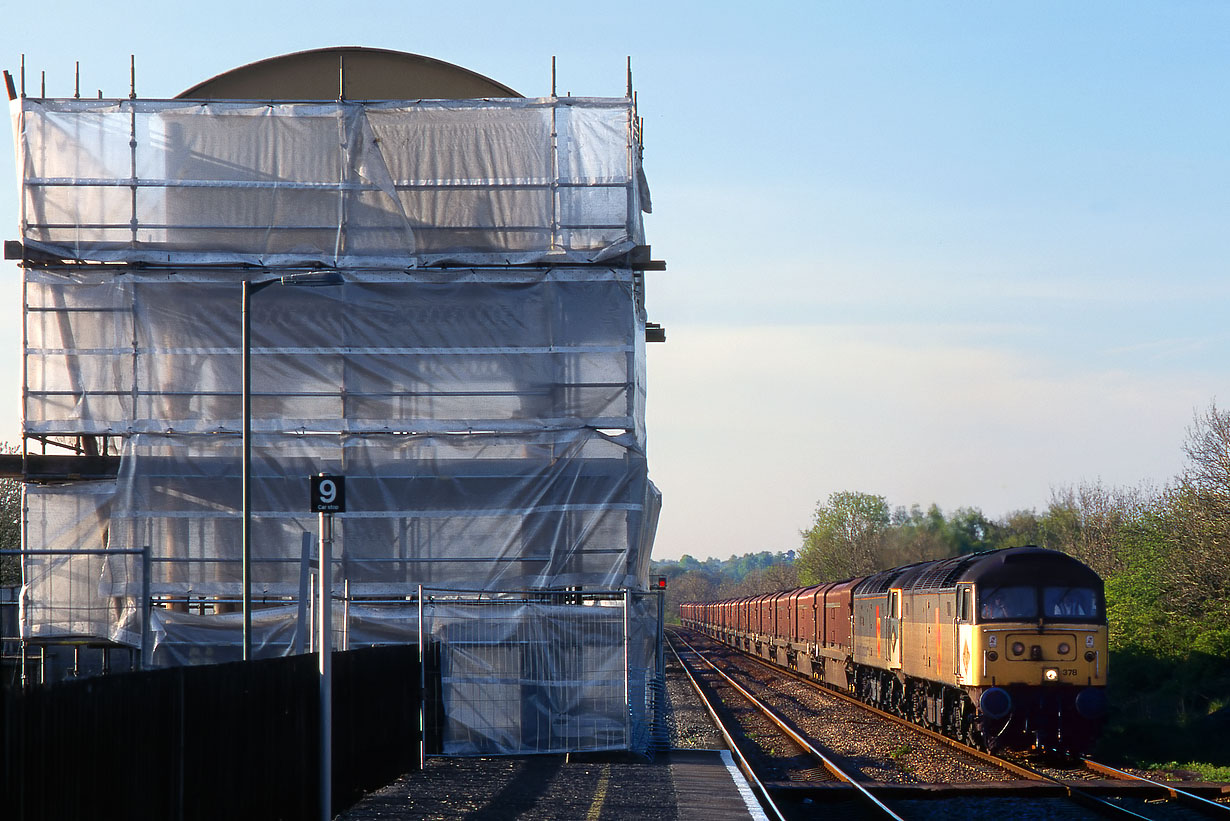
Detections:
1043,586,1099,619
978,585,1037,621
958,586,972,621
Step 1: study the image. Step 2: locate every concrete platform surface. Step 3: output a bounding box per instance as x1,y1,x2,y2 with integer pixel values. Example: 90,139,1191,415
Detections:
339,749,765,821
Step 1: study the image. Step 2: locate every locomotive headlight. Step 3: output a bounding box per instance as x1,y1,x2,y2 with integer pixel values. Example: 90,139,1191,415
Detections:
1057,642,1071,655
1044,668,1059,682
1011,642,1025,656
1084,651,1096,662
987,651,998,661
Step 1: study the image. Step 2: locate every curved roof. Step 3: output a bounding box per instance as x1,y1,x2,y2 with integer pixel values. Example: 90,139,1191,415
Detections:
853,546,1102,594
855,562,925,594
956,546,1102,590
178,46,521,100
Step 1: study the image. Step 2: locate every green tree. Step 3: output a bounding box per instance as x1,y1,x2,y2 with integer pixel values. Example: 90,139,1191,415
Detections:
663,569,719,623
653,550,798,618
0,441,21,586
797,491,890,584
1162,403,1230,653
883,503,951,566
944,506,996,554
995,509,1041,548
0,475,19,586
725,561,800,598
1039,481,1154,578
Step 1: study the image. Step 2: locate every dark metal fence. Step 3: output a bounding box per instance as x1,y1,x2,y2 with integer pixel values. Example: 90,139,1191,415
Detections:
1,644,431,820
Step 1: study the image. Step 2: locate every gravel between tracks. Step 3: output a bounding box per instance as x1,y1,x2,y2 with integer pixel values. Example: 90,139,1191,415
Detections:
672,628,1020,785
662,632,727,750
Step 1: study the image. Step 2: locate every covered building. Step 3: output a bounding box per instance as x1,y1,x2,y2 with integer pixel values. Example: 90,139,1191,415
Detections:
6,47,665,754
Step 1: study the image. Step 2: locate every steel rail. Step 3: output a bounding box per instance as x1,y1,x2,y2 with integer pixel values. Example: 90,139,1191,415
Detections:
1083,758,1230,817
672,631,906,821
1005,759,1176,820
665,633,788,821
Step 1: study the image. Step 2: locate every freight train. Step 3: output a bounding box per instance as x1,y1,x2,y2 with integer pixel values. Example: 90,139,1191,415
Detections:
680,546,1108,754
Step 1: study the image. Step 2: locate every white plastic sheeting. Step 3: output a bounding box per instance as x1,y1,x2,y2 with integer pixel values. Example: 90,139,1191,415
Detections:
108,429,658,593
16,97,648,267
25,267,647,441
20,481,124,641
149,606,305,667
20,427,659,643
20,260,659,634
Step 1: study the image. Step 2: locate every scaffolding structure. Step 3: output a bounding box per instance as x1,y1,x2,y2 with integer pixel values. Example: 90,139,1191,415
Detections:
8,75,664,754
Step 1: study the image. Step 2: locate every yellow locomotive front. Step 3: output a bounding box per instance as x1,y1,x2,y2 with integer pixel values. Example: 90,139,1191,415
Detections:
954,552,1108,753
852,546,1108,754
957,585,1108,688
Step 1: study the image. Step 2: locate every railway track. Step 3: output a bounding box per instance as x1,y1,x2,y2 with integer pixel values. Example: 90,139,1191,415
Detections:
1055,758,1230,818
669,627,1230,820
670,629,898,820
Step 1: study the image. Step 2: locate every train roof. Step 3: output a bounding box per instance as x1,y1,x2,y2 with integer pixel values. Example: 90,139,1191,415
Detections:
854,546,1101,594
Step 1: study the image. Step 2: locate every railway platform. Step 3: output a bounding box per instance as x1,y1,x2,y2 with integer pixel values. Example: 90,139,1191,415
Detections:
339,749,765,820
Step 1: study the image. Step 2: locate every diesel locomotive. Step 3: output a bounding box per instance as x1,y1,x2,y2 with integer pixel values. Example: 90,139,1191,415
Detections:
680,546,1108,754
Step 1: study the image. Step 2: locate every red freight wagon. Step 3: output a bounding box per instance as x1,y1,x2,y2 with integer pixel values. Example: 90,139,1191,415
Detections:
793,585,822,675
776,590,795,643
817,578,861,689
744,594,764,653
765,591,790,664
751,593,773,636
787,587,817,644
736,596,752,636
823,579,859,650
793,585,826,646
737,596,755,651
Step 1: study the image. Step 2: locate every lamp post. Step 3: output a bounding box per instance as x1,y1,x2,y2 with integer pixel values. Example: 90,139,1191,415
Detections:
242,271,344,660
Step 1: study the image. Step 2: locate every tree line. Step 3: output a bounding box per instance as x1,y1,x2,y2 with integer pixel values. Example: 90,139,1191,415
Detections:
652,551,801,615
658,403,1230,770
662,404,1230,659
794,404,1230,664
0,448,17,585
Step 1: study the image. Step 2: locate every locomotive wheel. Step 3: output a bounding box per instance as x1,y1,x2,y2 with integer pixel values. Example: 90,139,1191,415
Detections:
889,677,906,717
907,682,925,725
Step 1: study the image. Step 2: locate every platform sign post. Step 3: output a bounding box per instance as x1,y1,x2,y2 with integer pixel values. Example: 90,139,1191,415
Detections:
311,474,344,821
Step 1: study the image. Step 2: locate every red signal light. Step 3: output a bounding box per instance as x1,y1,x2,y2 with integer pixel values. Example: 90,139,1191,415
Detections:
657,576,667,589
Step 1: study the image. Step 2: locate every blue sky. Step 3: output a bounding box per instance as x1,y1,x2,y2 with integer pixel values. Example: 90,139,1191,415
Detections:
2,2,1228,560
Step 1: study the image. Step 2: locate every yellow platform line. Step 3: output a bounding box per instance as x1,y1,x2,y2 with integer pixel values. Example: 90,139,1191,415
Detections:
586,763,611,821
